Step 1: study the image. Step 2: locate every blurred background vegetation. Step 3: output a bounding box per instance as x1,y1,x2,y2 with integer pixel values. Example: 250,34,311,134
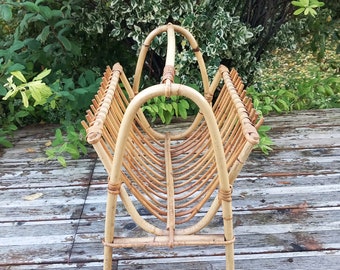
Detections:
0,0,339,163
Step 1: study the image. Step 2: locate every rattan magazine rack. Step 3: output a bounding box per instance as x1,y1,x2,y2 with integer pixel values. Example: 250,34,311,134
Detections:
82,23,262,270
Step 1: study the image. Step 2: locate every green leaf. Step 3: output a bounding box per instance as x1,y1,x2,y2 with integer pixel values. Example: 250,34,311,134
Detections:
0,136,13,148
54,19,73,29
61,78,75,91
178,105,188,119
52,129,64,146
78,144,88,155
8,124,18,131
272,104,282,113
11,71,27,83
179,99,189,109
258,125,271,132
264,96,271,104
309,8,317,17
33,69,51,81
77,74,87,88
15,110,29,118
293,8,305,15
73,88,89,95
2,84,17,101
27,80,52,104
172,102,178,116
20,91,29,107
165,103,173,112
159,102,166,111
58,36,72,51
66,144,80,159
151,104,159,113
9,41,25,53
0,4,12,22
324,86,334,96
0,85,7,96
158,108,165,123
316,85,325,94
39,5,52,20
37,25,50,43
57,156,67,167
22,2,40,13
261,136,274,145
164,111,172,124
277,99,289,110
310,0,325,7
304,7,312,15
263,105,273,112
51,9,63,18
292,1,307,7
50,100,56,109
7,63,26,73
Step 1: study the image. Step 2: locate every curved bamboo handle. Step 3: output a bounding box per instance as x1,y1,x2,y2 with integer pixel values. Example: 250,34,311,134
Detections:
132,23,209,95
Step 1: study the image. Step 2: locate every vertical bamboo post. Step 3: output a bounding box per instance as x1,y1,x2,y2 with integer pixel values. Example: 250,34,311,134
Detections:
103,192,118,270
162,23,176,87
221,198,235,270
165,23,175,68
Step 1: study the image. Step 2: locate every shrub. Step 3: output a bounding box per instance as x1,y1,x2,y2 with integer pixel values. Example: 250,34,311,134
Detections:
1,0,338,160
0,0,103,149
249,17,340,114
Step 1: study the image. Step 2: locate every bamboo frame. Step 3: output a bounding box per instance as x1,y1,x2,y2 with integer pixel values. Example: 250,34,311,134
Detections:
82,23,262,270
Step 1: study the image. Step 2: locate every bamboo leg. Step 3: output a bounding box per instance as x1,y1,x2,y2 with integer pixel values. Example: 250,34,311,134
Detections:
103,192,118,270
221,196,235,270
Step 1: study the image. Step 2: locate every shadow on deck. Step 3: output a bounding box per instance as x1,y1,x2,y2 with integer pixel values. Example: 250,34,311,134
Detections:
0,109,339,269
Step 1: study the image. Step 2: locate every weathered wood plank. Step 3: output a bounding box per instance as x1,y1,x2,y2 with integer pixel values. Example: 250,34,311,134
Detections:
78,170,340,221
268,126,340,149
69,228,340,262
0,262,103,270
0,159,96,189
0,245,72,266
263,109,340,127
117,250,340,270
4,251,340,269
0,186,88,222
243,148,340,177
0,208,340,263
0,109,339,269
67,207,340,263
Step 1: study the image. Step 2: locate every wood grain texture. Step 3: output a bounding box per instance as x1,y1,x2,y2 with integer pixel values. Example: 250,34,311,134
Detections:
0,109,339,269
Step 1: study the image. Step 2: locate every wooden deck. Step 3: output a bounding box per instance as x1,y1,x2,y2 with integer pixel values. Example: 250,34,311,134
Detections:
0,108,339,269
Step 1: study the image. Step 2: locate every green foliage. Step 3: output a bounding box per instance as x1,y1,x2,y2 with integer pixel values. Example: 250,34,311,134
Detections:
292,0,325,17
142,77,198,124
0,1,79,77
267,1,338,62
0,69,52,147
304,10,338,62
82,0,263,85
45,123,87,167
0,0,102,153
255,125,274,155
143,96,191,124
0,125,16,148
249,72,339,115
80,0,265,125
3,69,52,107
247,9,339,155
250,10,339,114
1,0,338,158
249,16,339,115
